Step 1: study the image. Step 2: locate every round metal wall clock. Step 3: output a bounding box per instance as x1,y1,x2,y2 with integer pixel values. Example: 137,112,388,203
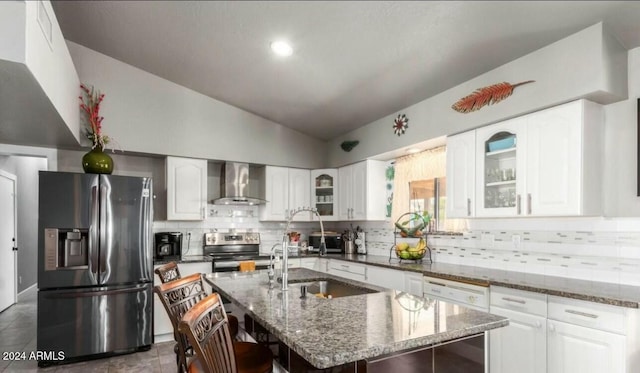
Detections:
393,114,409,136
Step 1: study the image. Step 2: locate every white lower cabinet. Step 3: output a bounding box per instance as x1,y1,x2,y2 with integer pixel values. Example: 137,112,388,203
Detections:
329,261,423,296
490,287,637,373
547,296,628,373
327,260,367,282
153,261,211,342
315,258,329,273
547,319,624,373
490,286,547,373
490,306,547,373
299,257,318,269
366,265,404,291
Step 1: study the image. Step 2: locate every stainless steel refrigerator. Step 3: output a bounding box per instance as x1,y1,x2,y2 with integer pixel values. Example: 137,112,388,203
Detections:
37,171,153,366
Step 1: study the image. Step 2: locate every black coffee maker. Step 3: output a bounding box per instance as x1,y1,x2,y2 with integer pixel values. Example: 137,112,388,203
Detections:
154,232,183,260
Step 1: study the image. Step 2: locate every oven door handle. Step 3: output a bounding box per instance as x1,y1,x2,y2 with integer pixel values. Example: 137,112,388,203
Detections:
214,261,240,269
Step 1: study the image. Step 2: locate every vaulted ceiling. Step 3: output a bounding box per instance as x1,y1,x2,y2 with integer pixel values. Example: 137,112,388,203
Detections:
51,1,640,141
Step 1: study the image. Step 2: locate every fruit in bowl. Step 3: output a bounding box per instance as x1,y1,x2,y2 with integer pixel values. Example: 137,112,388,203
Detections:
395,238,427,260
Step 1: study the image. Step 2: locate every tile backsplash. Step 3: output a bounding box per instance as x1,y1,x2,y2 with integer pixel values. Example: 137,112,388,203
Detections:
153,204,342,256
154,208,640,286
356,218,640,286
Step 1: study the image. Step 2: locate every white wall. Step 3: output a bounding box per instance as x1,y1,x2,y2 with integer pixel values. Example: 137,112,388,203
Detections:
327,22,627,167
603,47,640,217
0,155,47,293
66,41,328,169
0,1,25,63
24,0,80,143
56,149,168,220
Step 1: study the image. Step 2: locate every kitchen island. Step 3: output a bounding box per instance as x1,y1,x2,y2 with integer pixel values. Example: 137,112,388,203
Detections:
205,268,507,372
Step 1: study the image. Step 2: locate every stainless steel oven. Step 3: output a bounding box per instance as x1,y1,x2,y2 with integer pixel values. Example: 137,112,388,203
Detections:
204,232,271,272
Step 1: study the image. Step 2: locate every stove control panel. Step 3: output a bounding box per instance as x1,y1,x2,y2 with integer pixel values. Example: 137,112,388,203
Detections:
204,232,260,246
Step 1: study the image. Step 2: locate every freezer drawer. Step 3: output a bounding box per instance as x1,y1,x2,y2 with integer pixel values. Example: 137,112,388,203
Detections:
37,283,152,365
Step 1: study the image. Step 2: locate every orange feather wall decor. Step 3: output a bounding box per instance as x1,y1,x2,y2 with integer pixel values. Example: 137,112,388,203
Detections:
451,80,535,114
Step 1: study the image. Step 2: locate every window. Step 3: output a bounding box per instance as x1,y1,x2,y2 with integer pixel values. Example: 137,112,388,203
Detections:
409,178,446,231
392,146,447,230
392,146,466,232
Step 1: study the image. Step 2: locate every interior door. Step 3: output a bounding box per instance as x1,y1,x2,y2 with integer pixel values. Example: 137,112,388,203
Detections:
0,170,16,312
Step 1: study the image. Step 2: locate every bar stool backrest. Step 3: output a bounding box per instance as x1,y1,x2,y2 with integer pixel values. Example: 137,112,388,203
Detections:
155,261,182,283
179,293,237,373
154,273,207,372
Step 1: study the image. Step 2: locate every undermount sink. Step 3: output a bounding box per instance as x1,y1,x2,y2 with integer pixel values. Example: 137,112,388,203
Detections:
293,278,378,299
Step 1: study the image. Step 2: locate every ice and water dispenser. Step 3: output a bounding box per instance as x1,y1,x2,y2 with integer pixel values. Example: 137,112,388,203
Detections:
43,228,89,270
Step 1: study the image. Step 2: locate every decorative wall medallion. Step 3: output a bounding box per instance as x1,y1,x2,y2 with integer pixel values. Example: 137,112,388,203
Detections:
340,140,360,152
451,80,535,113
393,114,409,136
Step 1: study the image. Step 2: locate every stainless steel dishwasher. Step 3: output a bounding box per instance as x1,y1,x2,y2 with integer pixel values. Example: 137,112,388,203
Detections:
423,276,491,373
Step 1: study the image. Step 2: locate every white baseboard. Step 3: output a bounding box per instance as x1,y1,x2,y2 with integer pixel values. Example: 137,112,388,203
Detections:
154,333,174,344
17,283,37,301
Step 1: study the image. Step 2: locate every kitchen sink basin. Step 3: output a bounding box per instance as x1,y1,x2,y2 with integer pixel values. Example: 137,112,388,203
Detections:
293,279,378,299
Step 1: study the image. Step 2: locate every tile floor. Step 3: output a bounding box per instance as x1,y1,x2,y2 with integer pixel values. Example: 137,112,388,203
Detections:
0,288,177,372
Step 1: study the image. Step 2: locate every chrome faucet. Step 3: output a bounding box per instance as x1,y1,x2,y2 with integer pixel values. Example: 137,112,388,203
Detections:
268,243,282,288
280,207,326,291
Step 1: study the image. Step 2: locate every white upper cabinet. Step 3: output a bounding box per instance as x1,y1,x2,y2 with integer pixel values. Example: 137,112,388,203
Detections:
311,169,338,221
475,116,528,217
526,101,603,216
288,168,312,221
260,166,310,221
338,160,386,221
166,157,207,220
474,99,603,217
338,166,351,220
446,130,476,218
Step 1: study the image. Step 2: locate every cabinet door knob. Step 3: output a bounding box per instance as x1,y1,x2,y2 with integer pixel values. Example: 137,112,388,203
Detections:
534,321,542,329
516,194,521,215
548,323,555,332
527,193,532,215
467,198,471,216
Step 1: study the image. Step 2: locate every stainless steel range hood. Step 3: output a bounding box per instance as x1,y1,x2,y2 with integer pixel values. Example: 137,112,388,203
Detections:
213,162,266,205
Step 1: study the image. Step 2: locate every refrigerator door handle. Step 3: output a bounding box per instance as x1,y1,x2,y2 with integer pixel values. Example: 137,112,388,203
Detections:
46,286,148,298
99,184,109,280
89,185,99,282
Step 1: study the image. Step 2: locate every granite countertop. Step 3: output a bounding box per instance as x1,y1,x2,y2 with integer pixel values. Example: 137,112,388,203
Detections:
330,254,640,308
204,268,507,369
153,255,212,265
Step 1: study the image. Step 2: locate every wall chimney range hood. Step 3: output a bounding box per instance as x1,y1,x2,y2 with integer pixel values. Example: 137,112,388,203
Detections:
213,162,266,205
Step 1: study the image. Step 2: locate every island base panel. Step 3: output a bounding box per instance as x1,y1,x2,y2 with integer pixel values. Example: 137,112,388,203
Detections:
273,333,485,373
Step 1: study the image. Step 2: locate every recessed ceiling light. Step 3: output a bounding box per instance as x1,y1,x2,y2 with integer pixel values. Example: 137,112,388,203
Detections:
406,148,421,154
270,41,293,57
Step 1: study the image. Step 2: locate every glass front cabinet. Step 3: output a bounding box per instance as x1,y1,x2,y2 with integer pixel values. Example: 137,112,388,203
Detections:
311,169,338,221
475,117,527,217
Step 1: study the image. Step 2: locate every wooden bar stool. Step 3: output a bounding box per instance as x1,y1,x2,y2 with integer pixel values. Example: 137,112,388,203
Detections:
155,273,208,373
154,262,239,338
179,293,273,373
154,261,182,283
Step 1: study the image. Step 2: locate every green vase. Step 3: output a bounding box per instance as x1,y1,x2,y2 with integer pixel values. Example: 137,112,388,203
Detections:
82,147,113,174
